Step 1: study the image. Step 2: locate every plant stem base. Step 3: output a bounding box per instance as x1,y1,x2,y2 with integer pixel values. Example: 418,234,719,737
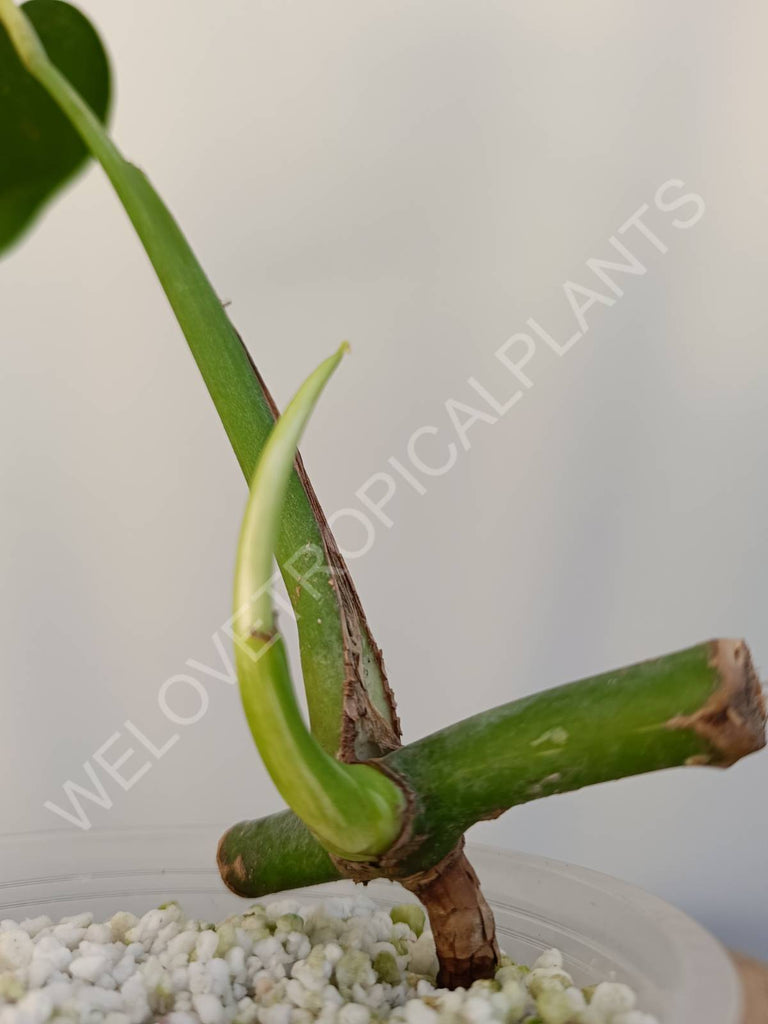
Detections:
402,841,500,988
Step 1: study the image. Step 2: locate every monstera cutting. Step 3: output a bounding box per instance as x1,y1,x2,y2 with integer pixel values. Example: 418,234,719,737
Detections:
1,0,765,992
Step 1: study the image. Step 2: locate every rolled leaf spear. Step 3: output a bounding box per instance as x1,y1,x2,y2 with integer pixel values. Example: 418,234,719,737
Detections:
1,0,766,989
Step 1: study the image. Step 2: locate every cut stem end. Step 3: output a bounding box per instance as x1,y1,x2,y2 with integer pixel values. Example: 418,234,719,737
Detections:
667,639,767,766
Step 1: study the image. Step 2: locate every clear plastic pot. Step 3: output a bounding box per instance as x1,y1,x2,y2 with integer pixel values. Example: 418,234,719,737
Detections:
0,827,741,1023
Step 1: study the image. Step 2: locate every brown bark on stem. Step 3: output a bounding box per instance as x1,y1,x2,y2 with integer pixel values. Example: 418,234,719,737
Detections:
401,841,500,988
666,639,766,765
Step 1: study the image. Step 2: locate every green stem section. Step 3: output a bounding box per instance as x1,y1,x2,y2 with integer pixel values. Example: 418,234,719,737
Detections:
383,638,765,874
233,347,403,859
219,639,766,890
218,811,342,898
0,0,397,758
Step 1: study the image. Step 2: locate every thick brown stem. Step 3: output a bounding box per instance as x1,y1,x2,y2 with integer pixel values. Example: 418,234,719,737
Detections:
402,841,499,988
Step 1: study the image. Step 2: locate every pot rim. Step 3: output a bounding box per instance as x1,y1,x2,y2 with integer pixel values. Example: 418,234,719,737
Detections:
0,827,742,1024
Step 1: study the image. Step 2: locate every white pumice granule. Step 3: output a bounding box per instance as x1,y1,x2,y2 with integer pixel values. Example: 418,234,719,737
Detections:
0,896,661,1024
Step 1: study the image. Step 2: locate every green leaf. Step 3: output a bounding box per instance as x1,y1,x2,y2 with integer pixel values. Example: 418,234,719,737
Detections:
0,0,110,254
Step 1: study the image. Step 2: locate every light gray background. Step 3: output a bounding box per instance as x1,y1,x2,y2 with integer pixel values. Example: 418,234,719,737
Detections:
1,1,766,956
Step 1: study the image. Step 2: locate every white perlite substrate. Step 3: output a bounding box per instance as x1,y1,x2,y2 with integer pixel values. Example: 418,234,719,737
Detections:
0,895,659,1024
